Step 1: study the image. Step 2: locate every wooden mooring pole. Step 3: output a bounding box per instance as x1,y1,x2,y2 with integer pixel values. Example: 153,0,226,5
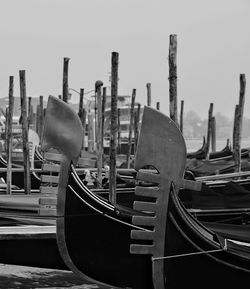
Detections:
109,52,119,204
134,103,141,154
95,80,103,188
127,89,136,168
102,87,107,151
6,76,14,195
146,83,151,107
205,103,214,160
180,100,184,133
28,96,33,129
79,88,86,150
169,34,178,126
38,95,44,140
233,74,246,172
88,112,95,152
117,108,121,154
19,70,31,194
211,116,216,152
62,57,70,103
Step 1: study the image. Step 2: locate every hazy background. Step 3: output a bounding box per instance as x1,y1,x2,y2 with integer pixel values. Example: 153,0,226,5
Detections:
0,0,249,119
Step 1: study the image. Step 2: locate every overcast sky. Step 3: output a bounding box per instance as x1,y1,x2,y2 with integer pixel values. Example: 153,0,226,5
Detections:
0,0,249,119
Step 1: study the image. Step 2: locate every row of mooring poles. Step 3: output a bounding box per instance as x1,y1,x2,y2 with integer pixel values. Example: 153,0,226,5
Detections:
6,72,31,195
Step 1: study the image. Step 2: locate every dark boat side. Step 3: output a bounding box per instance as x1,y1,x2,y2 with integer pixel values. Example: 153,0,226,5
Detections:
40,97,250,288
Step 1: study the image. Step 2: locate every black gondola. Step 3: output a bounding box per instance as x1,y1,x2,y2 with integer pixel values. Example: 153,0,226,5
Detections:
41,96,250,289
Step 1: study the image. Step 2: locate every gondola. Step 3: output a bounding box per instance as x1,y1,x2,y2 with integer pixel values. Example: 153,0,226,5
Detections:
41,96,250,289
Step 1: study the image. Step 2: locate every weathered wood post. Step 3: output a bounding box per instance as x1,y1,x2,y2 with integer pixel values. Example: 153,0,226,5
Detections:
205,103,214,160
134,103,141,154
35,104,40,135
28,97,32,129
109,52,119,204
102,87,107,150
62,57,70,103
126,89,136,168
78,88,86,150
95,80,104,188
146,83,151,107
6,76,14,195
233,105,241,171
211,116,216,152
88,112,95,152
168,34,178,126
19,70,31,194
233,74,246,172
180,100,184,134
38,95,44,139
117,108,121,154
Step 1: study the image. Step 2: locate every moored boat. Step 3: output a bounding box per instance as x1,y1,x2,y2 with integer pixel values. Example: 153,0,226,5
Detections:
40,96,250,288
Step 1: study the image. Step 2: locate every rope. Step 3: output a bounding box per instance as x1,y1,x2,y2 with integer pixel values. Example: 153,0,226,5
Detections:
152,248,226,261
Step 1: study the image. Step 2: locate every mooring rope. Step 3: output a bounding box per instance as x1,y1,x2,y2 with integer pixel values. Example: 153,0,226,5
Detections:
152,247,226,261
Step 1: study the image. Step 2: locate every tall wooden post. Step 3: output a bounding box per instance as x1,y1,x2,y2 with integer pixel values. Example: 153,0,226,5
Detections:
146,83,151,107
205,103,214,160
96,80,104,188
102,87,107,150
28,97,32,129
134,103,141,154
233,105,241,171
117,108,121,154
62,57,70,103
211,116,216,152
79,88,86,149
109,52,119,204
180,100,184,133
39,95,44,139
19,70,31,194
233,74,246,172
88,112,95,152
168,34,178,125
36,104,40,135
6,76,14,195
127,89,136,168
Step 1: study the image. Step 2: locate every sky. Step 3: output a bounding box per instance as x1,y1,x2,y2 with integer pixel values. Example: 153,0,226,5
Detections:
0,0,250,119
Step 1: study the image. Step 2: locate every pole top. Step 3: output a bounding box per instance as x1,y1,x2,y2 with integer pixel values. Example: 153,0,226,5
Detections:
95,80,103,92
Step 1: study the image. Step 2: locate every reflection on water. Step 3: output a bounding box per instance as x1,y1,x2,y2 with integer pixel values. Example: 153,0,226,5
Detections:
185,138,250,152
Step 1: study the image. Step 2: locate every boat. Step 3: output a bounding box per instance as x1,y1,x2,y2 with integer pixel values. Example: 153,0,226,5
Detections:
40,96,250,288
